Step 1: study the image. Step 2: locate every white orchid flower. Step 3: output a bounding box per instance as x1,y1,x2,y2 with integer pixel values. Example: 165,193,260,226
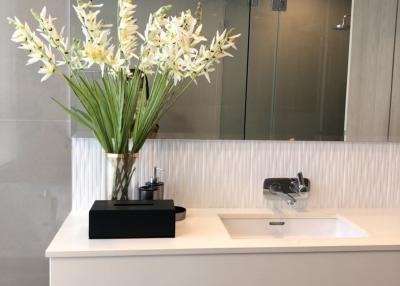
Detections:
8,16,57,81
9,1,239,83
118,0,139,61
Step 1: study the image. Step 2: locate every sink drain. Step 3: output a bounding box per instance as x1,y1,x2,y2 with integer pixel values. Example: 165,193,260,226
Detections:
269,221,285,226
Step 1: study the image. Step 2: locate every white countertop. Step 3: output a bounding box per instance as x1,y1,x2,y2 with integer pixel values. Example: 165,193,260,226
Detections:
46,208,400,258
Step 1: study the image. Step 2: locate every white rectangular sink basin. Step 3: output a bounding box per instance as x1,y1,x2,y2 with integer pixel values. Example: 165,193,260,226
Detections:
220,214,368,239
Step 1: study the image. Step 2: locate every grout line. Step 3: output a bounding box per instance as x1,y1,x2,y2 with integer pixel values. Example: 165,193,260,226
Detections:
270,10,281,138
0,119,70,122
243,3,252,140
387,0,400,141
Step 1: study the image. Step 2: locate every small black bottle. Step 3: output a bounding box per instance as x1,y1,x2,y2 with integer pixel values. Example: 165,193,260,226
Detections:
139,167,164,200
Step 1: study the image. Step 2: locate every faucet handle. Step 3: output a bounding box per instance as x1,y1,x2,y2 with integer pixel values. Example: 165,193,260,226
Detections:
297,172,305,186
296,172,308,193
289,172,309,193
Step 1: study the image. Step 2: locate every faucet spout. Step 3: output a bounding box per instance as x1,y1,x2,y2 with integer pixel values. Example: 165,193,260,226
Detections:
272,189,297,206
268,182,297,206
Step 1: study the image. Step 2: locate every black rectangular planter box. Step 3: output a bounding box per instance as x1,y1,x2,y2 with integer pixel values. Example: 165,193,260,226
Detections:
89,200,175,239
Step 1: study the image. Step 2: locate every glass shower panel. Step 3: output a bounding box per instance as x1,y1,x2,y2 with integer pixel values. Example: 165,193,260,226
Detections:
245,0,351,140
245,0,279,140
155,0,249,139
142,0,230,139
219,0,250,140
272,0,351,140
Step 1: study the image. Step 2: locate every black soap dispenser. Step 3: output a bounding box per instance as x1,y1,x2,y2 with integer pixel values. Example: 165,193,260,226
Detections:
139,167,164,200
149,167,164,200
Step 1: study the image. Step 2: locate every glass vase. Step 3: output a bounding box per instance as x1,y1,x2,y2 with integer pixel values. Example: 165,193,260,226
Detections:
106,153,139,200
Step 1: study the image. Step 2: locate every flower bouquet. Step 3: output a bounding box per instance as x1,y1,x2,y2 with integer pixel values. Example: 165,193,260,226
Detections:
8,0,239,200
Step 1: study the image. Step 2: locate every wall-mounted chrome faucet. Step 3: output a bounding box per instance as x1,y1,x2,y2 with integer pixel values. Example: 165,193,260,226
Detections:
263,172,310,206
334,14,351,31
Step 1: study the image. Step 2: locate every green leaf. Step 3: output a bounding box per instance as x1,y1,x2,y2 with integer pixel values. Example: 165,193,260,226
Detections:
51,97,93,130
60,68,191,155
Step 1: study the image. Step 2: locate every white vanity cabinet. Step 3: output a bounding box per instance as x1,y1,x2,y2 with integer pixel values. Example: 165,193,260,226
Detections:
47,209,400,286
49,251,400,286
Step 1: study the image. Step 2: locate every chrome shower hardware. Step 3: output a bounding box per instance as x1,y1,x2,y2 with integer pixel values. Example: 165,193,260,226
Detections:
335,14,351,30
272,0,287,11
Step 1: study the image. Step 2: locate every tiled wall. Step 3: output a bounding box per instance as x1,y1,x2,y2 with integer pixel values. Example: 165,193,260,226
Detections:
0,1,71,286
73,138,400,210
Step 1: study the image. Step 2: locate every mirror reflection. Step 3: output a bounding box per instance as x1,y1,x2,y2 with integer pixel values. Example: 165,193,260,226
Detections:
71,0,393,142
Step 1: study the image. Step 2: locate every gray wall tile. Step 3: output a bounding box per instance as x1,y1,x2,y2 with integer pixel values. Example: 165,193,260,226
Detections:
0,0,69,121
0,0,72,285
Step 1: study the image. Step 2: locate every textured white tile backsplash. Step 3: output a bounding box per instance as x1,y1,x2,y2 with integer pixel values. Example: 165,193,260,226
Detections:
72,138,400,210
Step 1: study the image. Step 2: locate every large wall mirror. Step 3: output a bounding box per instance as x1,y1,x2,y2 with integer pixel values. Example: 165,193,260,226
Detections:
70,0,400,142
